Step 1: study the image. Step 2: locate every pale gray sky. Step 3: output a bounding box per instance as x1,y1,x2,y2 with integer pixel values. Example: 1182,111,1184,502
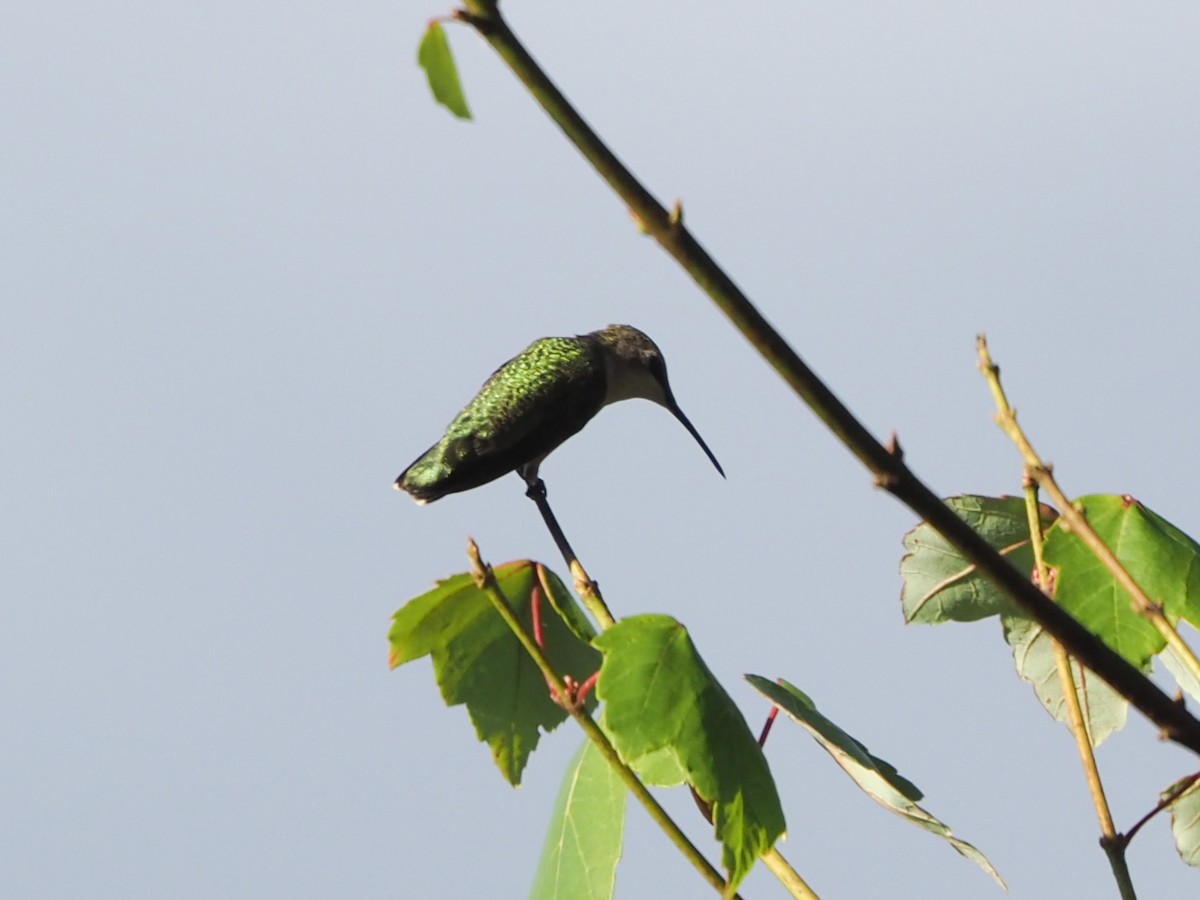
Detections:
4,2,1200,898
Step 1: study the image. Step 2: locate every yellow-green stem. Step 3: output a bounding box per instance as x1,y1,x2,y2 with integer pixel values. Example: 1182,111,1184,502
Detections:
1019,483,1132,896
762,848,820,900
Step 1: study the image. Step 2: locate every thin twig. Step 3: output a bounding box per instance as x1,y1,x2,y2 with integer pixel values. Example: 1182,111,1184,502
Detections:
1019,478,1132,898
524,478,616,629
1120,770,1200,846
453,0,1200,756
1023,483,1114,831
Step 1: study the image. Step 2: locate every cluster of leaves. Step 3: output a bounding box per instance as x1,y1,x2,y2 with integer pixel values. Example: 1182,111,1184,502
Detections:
901,493,1200,860
391,491,1200,894
391,560,1002,895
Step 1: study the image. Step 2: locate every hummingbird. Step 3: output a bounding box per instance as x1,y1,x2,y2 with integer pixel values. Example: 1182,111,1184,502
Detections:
395,324,724,504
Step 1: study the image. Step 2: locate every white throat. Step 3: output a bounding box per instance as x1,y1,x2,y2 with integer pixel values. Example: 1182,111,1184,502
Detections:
602,353,668,407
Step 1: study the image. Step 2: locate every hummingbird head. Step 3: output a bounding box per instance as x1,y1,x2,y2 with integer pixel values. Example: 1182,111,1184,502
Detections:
590,324,725,478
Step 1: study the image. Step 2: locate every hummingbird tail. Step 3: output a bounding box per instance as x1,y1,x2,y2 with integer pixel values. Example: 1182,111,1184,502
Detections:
394,475,436,504
395,449,448,504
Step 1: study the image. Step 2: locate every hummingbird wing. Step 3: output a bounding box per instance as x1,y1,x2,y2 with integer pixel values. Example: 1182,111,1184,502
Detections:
397,337,606,501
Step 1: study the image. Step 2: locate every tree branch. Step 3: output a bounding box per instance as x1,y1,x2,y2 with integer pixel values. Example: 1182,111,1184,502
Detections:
455,0,1200,756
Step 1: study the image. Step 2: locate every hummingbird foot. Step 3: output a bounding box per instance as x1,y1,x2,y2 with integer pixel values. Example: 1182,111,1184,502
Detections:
520,466,548,500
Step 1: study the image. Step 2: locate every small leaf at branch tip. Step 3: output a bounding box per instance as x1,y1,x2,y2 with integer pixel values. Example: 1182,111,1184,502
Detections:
417,21,472,120
669,199,684,226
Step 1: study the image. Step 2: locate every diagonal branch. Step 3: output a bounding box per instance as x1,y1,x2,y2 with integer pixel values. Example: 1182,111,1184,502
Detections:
453,0,1200,756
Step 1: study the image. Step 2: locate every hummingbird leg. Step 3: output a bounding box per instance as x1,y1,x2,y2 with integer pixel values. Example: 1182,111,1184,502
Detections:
518,462,547,499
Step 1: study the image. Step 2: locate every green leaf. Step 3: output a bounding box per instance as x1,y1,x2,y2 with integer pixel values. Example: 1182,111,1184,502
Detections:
593,615,784,893
389,561,599,785
1165,775,1200,867
1042,494,1200,668
1001,614,1130,746
900,495,1057,623
529,737,627,900
620,744,687,787
418,21,471,120
748,677,1006,891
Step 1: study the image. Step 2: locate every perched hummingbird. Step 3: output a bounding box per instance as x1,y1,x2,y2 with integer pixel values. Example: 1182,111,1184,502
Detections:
395,324,724,504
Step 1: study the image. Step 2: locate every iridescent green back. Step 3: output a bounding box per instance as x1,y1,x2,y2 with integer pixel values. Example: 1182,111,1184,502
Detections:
397,336,607,501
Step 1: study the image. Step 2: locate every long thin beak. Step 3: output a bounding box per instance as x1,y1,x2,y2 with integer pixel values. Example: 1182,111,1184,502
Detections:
668,401,725,478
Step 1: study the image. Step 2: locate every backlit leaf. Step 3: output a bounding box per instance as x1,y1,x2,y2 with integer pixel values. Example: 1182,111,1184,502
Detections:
529,737,626,900
1001,614,1129,746
900,495,1056,624
1159,636,1200,704
1165,775,1200,867
748,677,1006,890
